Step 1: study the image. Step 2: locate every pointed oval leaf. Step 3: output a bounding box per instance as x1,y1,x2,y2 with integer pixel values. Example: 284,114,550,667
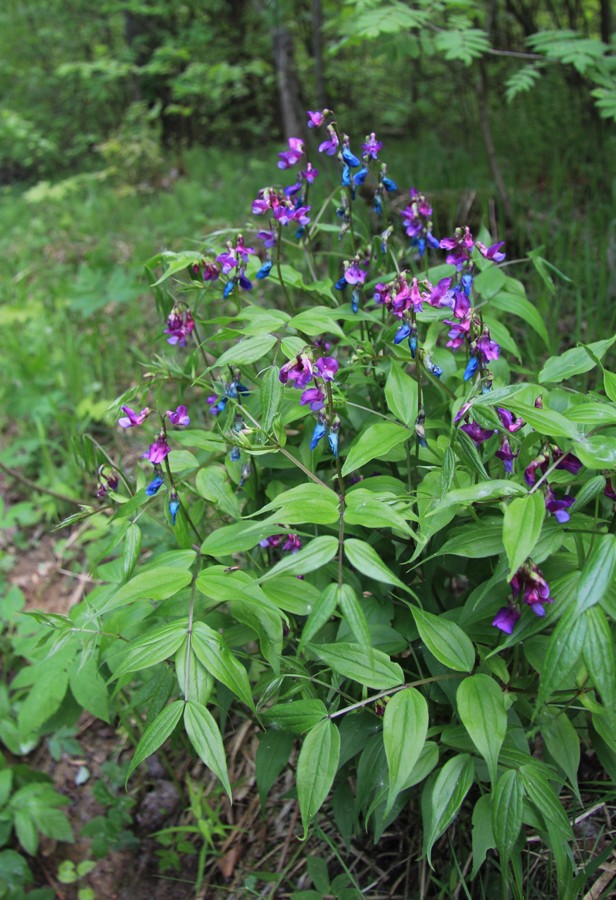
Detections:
384,688,429,812
424,754,475,863
184,701,232,800
127,700,184,780
338,584,371,649
341,422,410,477
215,334,277,367
344,538,410,592
100,567,192,614
457,674,507,785
191,622,254,709
111,621,188,680
310,642,404,689
583,606,616,710
492,769,524,862
261,699,327,735
536,610,587,710
297,718,340,837
385,364,418,426
259,536,338,580
260,366,283,433
503,491,545,581
412,608,475,672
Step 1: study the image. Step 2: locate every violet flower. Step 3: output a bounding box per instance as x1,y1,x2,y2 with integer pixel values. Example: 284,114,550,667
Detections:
307,110,325,128
476,241,506,263
362,132,383,160
495,437,517,473
300,387,325,411
279,353,314,389
497,407,525,433
492,606,521,634
314,357,338,381
118,405,150,428
545,486,575,523
166,405,190,427
148,434,171,465
278,137,304,169
460,421,497,444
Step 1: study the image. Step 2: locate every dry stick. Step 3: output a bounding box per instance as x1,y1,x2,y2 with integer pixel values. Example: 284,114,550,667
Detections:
0,459,85,506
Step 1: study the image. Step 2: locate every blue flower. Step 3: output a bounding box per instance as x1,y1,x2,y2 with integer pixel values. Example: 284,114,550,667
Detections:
464,355,479,381
223,279,236,299
394,323,411,344
256,260,273,280
373,195,383,215
310,422,326,449
328,430,339,458
354,166,369,185
342,147,361,168
462,273,473,297
230,446,241,462
341,163,351,187
335,276,348,291
409,335,418,358
351,289,360,313
169,495,180,525
382,176,397,192
146,475,164,496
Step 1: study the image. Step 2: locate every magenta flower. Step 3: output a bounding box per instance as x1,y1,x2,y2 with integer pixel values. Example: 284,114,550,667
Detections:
362,132,383,160
278,137,304,169
148,434,171,465
307,110,325,128
318,129,339,156
427,277,454,308
553,448,583,475
497,407,525,433
165,309,195,346
279,353,314,389
492,606,521,634
300,162,319,184
315,357,338,381
283,534,302,553
476,333,500,363
511,563,553,617
460,421,497,444
216,250,237,274
440,227,474,269
166,405,190,427
300,386,325,411
344,260,367,285
524,453,549,486
476,241,506,263
118,405,150,428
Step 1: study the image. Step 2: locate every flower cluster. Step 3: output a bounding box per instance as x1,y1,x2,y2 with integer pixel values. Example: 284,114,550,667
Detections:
493,562,553,633
279,352,340,456
207,378,249,416
165,308,195,346
96,466,119,498
400,188,440,257
216,235,255,298
525,445,582,522
260,532,302,554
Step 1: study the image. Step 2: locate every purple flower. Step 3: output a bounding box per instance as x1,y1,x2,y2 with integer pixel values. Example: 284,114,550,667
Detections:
460,421,497,444
495,437,517,473
165,309,195,346
318,129,339,155
476,241,506,263
497,408,525,433
216,251,238,274
511,563,553,617
307,110,325,128
427,277,454,308
524,453,549,486
545,486,575,523
314,357,338,381
301,162,318,183
283,534,302,553
553,448,583,475
300,386,325,411
279,353,314,389
118,405,150,428
476,333,500,363
492,606,521,634
148,435,171,465
278,137,304,169
166,405,190,427
344,260,367,285
605,477,616,501
257,229,276,248
440,227,474,269
362,132,383,160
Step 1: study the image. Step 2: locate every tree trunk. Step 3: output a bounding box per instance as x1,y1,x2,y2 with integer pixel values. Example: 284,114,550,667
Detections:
312,0,326,109
272,23,304,139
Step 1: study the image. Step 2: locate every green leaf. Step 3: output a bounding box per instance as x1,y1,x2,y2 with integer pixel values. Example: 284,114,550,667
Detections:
384,688,429,813
539,337,616,383
443,480,527,505
341,422,409,477
563,401,616,426
310,642,404,689
338,584,371,650
439,524,504,558
434,28,490,65
127,700,184,780
69,654,110,723
110,621,188,679
344,538,410,592
297,718,340,837
385,364,418,426
492,769,524,862
344,489,415,535
100,566,192,614
260,366,283,432
300,583,339,646
519,767,573,836
542,710,580,798
122,523,142,580
536,610,587,710
604,369,616,402
490,291,549,348
471,794,496,879
575,534,616,615
259,536,338,580
191,622,254,709
574,435,616,469
167,450,199,474
424,754,475,863
261,699,327,735
200,517,280,558
256,483,340,525
195,467,241,519
583,606,616,710
183,701,231,800
412,608,475,672
288,306,345,339
457,675,507,785
502,491,545,580
255,731,294,807
214,334,277,367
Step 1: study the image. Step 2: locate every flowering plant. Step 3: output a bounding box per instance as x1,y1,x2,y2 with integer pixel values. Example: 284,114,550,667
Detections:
59,110,616,889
